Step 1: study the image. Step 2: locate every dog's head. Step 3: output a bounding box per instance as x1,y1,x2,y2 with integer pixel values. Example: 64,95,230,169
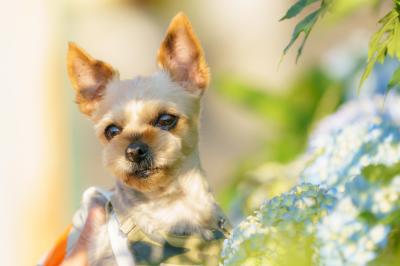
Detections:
67,13,209,193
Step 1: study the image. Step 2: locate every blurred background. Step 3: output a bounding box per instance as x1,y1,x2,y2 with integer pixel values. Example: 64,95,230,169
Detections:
0,0,392,264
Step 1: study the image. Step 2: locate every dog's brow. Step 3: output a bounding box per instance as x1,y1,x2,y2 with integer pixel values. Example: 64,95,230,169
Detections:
127,133,142,142
125,101,145,121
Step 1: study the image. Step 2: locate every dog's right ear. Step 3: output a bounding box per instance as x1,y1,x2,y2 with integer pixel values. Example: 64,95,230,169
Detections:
67,43,116,116
157,12,209,96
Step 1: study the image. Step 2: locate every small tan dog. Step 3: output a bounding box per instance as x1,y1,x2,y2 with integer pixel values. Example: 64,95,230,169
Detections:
65,12,230,265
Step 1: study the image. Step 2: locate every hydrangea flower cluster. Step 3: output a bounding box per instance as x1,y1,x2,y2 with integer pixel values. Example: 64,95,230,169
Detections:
221,184,335,266
303,95,400,264
302,96,400,191
317,172,400,265
221,95,400,265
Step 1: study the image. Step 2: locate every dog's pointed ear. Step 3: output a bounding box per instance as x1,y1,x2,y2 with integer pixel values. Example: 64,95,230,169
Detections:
67,42,116,116
157,12,210,95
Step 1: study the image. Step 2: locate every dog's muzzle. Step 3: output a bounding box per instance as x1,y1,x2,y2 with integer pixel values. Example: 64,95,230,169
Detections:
125,141,155,178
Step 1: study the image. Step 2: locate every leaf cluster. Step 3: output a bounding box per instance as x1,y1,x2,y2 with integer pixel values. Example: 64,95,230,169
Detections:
282,0,400,92
361,3,400,91
281,0,333,61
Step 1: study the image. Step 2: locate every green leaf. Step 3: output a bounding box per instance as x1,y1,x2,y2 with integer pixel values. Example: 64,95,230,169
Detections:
358,211,378,225
387,15,400,58
388,66,400,91
359,9,400,90
362,162,400,185
280,0,335,62
280,0,320,21
359,38,392,91
283,9,321,61
368,10,398,59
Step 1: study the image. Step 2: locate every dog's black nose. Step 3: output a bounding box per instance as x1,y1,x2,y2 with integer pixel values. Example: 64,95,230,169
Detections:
125,141,149,162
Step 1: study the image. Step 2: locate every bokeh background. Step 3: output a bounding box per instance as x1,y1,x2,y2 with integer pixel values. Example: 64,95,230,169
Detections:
0,0,391,264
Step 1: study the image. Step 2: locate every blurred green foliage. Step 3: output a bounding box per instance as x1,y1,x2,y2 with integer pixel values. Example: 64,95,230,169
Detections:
216,0,400,218
214,68,345,212
363,162,400,185
281,0,400,92
361,2,400,90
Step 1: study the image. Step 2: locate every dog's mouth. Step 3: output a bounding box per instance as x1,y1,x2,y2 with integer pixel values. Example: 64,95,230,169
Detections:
128,167,162,179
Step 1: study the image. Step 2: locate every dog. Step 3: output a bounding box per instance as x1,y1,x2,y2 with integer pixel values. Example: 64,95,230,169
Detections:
64,12,230,265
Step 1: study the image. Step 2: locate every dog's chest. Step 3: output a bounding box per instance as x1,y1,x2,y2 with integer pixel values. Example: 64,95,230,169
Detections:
82,190,225,266
126,226,224,266
90,215,225,266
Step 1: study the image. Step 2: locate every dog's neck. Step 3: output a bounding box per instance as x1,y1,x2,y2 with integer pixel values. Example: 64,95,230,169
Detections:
111,149,221,236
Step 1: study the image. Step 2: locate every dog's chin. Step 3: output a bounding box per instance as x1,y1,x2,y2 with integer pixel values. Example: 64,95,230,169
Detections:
129,169,154,179
128,167,162,179
118,166,173,193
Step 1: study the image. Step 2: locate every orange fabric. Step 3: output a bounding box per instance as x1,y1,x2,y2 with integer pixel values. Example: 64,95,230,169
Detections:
42,224,72,266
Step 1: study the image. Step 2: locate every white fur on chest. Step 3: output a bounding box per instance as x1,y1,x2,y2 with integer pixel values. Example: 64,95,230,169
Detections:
128,169,217,236
86,167,221,265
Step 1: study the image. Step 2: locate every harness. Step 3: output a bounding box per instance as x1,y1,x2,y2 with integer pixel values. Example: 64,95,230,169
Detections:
38,187,230,266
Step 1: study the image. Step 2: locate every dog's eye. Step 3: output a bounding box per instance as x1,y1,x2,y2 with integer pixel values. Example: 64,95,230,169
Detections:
154,114,178,130
105,124,121,140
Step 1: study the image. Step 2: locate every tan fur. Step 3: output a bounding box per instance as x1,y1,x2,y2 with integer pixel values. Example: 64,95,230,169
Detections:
67,42,116,116
67,13,228,265
157,12,210,93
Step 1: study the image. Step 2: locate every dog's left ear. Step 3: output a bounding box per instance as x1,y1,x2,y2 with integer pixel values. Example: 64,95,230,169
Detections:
157,12,210,95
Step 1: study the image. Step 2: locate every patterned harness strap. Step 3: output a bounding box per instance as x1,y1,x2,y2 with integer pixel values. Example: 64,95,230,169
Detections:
39,187,229,266
38,187,135,266
107,206,136,265
87,187,135,266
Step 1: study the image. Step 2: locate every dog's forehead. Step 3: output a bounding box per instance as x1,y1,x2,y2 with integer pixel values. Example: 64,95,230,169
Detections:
96,71,196,118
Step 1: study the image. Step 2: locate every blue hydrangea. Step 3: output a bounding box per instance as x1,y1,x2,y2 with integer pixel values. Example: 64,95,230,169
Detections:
303,95,400,264
316,174,399,265
221,184,336,266
222,95,400,265
301,96,400,192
